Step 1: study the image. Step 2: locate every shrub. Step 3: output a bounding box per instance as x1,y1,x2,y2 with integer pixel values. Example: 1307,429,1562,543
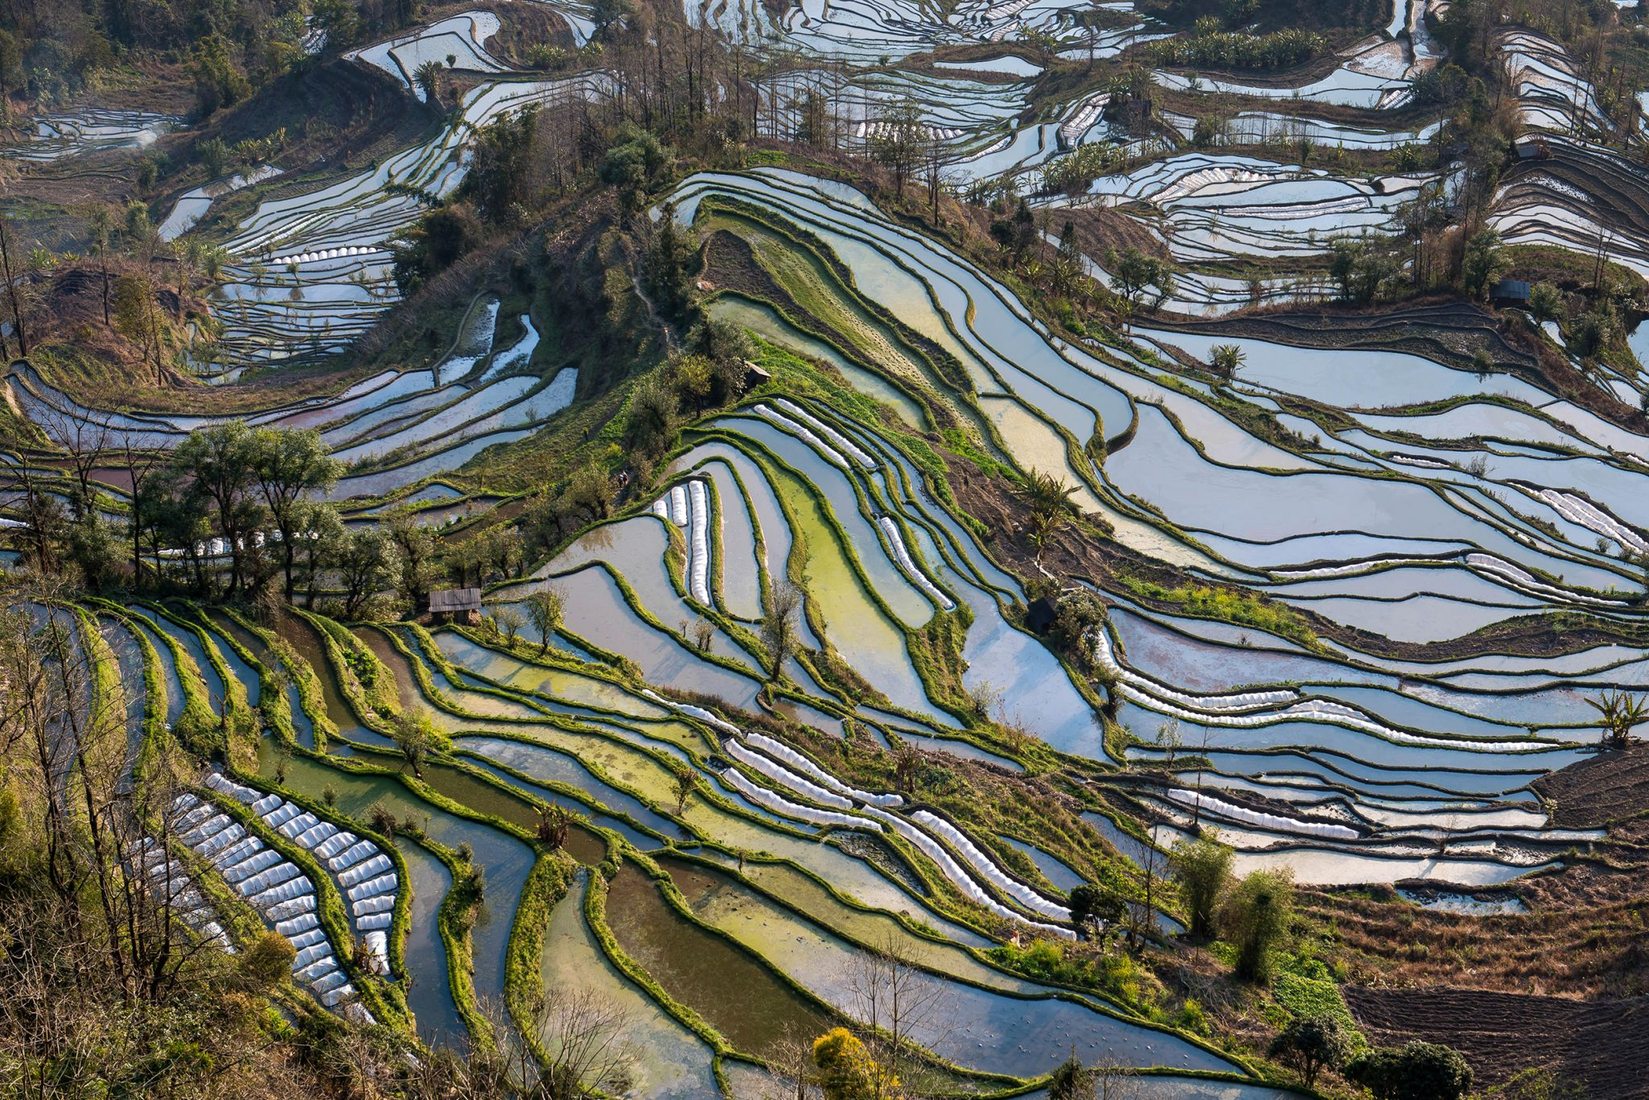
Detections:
1269,1014,1355,1088
1175,997,1210,1035
1528,282,1562,323
237,930,295,992
813,1028,879,1100
1042,142,1125,194
1069,881,1127,939
1347,1041,1473,1100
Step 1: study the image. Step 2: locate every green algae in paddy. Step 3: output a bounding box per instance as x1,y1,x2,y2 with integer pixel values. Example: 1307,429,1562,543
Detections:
430,631,668,719
456,734,682,838
736,434,949,720
210,611,317,746
542,872,721,1098
275,614,376,743
415,758,609,865
660,852,1240,1077
603,863,831,1056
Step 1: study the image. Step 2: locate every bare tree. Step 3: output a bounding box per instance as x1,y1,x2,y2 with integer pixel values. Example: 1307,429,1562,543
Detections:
0,461,69,574
478,985,635,1098
1092,1057,1147,1100
0,580,218,1009
117,433,164,589
35,406,112,523
846,930,952,1096
670,761,697,816
532,985,635,1096
754,1028,823,1100
0,213,30,356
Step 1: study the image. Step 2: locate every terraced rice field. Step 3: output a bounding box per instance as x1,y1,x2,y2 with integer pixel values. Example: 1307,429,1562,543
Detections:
60,583,1259,1086
15,0,1649,1092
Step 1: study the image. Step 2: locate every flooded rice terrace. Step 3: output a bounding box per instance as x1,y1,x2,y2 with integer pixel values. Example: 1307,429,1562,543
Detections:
5,0,1649,1091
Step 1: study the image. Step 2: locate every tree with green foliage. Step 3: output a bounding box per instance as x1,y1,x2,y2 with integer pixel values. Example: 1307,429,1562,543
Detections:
385,512,438,613
1192,114,1227,148
414,58,444,108
812,1028,880,1100
1569,300,1623,359
1047,588,1106,663
1528,282,1563,323
561,462,614,525
626,377,681,455
249,428,342,603
171,422,261,595
190,33,250,114
990,197,1040,263
644,202,700,326
1346,1041,1473,1100
112,273,168,382
684,321,755,407
1043,142,1124,195
292,500,344,608
1105,247,1176,321
1269,1014,1354,1088
1050,220,1085,300
1461,228,1502,300
390,205,482,292
311,0,362,46
1222,868,1293,982
1329,235,1398,304
1209,344,1245,374
463,108,540,224
600,125,673,221
1048,1055,1093,1099
591,0,635,37
331,527,399,619
1152,25,1324,70
390,710,441,778
1068,881,1127,940
672,354,715,413
1014,469,1081,557
524,588,565,654
691,315,753,369
1170,831,1233,939
0,29,22,111
535,803,576,849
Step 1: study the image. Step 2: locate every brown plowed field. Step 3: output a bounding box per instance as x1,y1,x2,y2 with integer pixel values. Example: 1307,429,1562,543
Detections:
1535,742,1649,829
1346,986,1649,1097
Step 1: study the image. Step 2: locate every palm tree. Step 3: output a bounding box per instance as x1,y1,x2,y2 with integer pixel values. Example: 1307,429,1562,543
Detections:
414,59,444,106
1015,468,1080,558
1210,344,1245,374
1588,690,1648,750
